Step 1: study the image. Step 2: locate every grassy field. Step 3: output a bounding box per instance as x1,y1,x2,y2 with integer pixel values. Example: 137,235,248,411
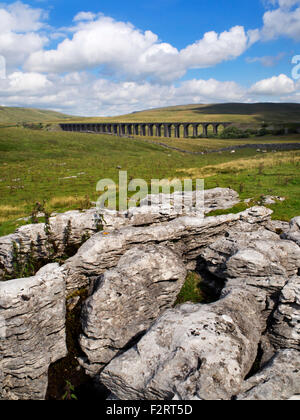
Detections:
138,133,300,153
0,125,299,236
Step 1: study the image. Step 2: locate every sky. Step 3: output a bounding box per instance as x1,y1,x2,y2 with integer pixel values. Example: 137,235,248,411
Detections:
0,0,300,116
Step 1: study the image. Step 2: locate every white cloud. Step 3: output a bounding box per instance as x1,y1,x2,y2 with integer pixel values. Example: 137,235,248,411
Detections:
261,0,300,40
0,2,299,115
0,72,246,116
180,26,250,69
24,17,253,82
6,72,52,92
176,79,245,102
268,1,300,8
0,1,47,32
0,2,48,69
73,11,97,22
246,52,285,67
1,70,299,116
250,74,296,95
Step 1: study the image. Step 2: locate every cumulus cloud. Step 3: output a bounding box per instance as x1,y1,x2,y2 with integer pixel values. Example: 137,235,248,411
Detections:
179,26,249,69
5,72,52,92
1,2,299,115
73,11,97,22
0,72,245,116
24,16,253,82
0,1,48,69
261,0,300,40
264,1,300,8
1,69,299,116
0,1,48,32
250,74,296,95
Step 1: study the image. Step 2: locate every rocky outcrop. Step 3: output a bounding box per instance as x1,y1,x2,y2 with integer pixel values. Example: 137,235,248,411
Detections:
0,192,298,401
281,216,300,247
0,188,240,281
237,350,300,400
200,226,300,317
0,209,102,280
63,207,272,292
100,287,264,400
267,276,300,351
138,187,239,216
0,264,66,400
79,245,187,376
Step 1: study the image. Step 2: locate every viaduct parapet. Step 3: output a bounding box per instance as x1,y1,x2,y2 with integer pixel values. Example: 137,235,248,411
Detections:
60,122,232,138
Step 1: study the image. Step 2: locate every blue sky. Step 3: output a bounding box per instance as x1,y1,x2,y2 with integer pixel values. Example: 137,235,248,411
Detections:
0,0,299,116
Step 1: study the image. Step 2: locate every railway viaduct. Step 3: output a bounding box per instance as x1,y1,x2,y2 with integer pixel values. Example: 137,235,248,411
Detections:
60,122,232,138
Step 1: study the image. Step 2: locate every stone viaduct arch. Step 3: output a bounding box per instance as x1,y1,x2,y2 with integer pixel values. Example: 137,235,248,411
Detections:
60,122,232,139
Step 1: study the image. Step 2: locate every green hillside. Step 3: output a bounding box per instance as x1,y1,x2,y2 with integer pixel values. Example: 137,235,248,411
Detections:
0,106,75,124
2,103,300,125
0,125,299,237
74,102,300,125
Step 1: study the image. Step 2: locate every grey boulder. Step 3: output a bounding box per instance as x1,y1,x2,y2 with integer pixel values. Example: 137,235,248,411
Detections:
267,276,300,351
79,244,187,376
237,350,300,400
0,264,66,400
100,287,264,400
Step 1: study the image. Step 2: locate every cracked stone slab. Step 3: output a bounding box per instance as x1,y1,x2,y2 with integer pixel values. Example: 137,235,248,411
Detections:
62,207,272,292
281,216,300,247
199,226,300,316
100,287,264,401
79,244,187,376
0,264,67,400
267,276,300,351
0,188,241,281
237,350,300,400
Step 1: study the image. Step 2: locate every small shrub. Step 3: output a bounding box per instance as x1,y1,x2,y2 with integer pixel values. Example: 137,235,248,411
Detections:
257,128,268,137
219,127,250,139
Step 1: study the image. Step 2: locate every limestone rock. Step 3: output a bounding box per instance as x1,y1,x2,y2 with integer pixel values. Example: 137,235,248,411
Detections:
261,195,285,205
62,207,272,292
0,209,102,280
0,188,240,281
281,216,300,247
237,350,300,400
265,219,290,235
79,244,187,376
100,288,264,401
200,227,300,316
267,276,300,351
138,187,240,216
0,264,66,400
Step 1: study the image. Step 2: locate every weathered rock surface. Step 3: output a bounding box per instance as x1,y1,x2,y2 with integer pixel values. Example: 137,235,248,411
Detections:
0,197,298,401
0,264,66,400
138,187,239,216
264,219,290,235
63,206,272,292
0,209,102,280
100,288,264,401
200,226,300,316
79,244,187,376
237,350,300,400
281,216,300,247
267,276,300,351
0,188,240,281
261,195,286,205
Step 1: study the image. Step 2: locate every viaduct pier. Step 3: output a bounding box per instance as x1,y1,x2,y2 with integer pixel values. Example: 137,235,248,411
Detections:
60,122,232,138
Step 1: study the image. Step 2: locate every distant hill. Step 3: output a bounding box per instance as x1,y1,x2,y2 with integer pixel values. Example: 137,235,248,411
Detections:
2,103,300,126
0,106,75,124
77,103,300,125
